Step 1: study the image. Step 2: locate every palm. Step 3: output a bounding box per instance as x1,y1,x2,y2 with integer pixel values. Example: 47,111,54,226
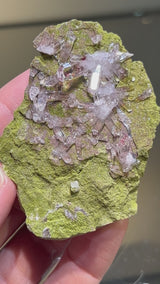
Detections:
0,71,128,284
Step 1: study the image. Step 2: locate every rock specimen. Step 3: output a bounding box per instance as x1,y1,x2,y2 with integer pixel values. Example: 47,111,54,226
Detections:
0,20,159,239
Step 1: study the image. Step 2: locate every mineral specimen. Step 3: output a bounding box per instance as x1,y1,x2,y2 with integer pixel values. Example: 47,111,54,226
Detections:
0,20,159,239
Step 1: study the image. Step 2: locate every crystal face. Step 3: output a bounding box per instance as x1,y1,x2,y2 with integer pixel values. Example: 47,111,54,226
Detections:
0,20,159,239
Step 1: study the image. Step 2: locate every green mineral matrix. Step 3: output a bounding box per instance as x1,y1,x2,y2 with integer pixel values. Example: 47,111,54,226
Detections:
0,20,159,239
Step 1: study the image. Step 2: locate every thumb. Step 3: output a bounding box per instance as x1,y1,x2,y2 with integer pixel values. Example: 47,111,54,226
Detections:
0,166,16,227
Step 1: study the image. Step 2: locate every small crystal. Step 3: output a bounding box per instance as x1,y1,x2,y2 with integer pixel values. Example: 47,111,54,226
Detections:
33,31,58,55
30,68,38,78
70,180,80,193
42,227,51,238
138,88,152,101
88,64,102,96
29,86,39,101
121,152,137,172
91,34,102,44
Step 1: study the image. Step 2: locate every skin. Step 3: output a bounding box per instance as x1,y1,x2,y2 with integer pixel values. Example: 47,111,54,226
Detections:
0,71,128,284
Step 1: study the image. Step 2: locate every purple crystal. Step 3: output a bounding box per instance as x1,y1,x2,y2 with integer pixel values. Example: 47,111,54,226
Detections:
33,30,63,56
40,75,58,87
138,88,152,101
25,30,151,177
90,34,102,44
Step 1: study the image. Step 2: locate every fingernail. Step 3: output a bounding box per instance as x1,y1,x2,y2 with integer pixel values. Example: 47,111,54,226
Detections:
0,167,7,187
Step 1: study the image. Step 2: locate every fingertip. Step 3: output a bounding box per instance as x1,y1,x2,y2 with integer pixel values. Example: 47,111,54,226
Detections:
0,167,17,227
106,218,129,235
118,218,129,231
0,70,30,113
0,102,13,136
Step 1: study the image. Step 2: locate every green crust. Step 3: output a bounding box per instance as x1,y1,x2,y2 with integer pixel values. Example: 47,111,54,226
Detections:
0,20,159,239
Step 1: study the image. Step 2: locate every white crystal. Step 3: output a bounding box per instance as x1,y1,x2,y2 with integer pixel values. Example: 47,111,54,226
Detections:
116,51,133,62
70,180,80,190
37,45,55,56
29,86,39,101
123,152,137,172
88,64,101,96
32,112,42,122
94,98,117,120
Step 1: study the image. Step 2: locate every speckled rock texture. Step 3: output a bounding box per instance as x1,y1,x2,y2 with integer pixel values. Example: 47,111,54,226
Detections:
0,20,159,239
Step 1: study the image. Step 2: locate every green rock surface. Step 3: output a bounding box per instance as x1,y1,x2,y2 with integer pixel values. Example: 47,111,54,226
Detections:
0,20,159,239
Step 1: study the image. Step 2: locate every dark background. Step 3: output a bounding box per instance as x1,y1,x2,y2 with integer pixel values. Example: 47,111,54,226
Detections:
0,7,160,284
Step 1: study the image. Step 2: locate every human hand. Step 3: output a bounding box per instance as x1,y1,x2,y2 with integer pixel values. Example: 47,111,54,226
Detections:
0,71,128,284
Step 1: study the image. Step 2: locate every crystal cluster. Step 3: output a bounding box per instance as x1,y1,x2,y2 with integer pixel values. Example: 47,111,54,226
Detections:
25,25,150,176
0,20,159,239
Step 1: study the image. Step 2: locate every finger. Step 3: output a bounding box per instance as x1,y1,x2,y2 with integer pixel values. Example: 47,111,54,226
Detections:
0,69,29,113
0,199,25,248
46,252,99,284
68,220,128,281
0,227,59,284
0,220,128,284
0,102,13,136
0,167,17,228
46,220,128,284
0,70,29,135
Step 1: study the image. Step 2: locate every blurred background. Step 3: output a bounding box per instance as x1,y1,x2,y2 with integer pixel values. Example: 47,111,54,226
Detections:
0,1,160,283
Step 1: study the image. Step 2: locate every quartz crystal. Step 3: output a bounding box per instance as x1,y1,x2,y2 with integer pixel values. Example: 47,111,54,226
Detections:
0,20,159,239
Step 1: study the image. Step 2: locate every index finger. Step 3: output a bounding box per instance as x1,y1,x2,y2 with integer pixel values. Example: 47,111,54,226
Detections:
0,70,29,135
0,70,30,113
